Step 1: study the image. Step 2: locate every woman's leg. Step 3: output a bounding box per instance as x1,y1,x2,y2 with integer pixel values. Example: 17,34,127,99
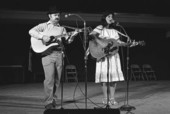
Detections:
101,82,108,99
109,82,116,98
109,82,118,105
101,82,111,104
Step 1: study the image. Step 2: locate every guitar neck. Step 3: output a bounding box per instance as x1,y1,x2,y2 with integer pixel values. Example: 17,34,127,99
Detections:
52,32,72,40
53,33,68,40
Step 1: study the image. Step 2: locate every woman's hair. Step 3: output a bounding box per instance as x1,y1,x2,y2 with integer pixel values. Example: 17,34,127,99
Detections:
100,11,116,28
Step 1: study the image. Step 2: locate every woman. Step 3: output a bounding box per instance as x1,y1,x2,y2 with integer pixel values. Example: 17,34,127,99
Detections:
89,12,125,106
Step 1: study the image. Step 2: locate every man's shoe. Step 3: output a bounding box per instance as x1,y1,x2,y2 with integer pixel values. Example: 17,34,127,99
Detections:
45,103,54,109
52,100,59,107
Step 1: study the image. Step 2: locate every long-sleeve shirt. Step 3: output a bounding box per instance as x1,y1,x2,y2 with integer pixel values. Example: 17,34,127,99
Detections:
29,21,69,40
29,21,70,55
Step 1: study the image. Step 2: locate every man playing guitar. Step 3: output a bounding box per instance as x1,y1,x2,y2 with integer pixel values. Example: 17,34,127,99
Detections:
29,6,78,109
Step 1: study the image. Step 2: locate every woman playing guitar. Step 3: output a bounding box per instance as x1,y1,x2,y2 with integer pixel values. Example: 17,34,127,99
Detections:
88,12,125,107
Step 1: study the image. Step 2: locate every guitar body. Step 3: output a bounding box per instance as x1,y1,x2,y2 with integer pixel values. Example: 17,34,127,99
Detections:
31,37,60,53
89,38,119,61
89,40,104,60
30,30,83,53
89,38,145,61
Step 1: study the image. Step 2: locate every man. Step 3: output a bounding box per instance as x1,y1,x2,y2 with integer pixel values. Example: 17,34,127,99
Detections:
29,6,78,109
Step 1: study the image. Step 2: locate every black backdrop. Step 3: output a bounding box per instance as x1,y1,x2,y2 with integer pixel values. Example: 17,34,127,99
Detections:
0,23,170,84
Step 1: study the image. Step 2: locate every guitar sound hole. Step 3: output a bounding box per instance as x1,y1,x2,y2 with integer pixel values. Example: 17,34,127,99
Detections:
104,46,118,54
110,47,118,52
45,36,58,46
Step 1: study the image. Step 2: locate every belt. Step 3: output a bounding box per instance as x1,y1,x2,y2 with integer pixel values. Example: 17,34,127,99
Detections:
52,47,63,51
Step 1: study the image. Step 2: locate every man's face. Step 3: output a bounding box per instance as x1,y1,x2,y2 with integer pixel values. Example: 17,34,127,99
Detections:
49,13,60,23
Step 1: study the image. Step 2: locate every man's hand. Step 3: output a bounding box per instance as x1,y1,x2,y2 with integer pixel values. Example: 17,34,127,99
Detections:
71,30,79,37
67,30,79,43
42,35,50,43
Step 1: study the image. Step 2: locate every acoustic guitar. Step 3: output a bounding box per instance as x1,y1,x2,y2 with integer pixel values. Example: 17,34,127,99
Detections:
89,38,145,61
31,29,83,53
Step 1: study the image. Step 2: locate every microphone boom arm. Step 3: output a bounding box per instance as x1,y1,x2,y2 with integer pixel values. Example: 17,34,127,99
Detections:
65,13,88,109
115,29,131,42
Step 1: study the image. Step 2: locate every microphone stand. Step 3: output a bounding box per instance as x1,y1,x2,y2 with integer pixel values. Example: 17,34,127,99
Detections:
66,14,88,109
60,39,66,109
117,25,136,113
105,46,112,109
83,21,88,109
94,43,113,110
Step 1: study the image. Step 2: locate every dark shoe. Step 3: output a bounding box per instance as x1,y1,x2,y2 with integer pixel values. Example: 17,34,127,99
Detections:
52,100,58,108
45,103,54,109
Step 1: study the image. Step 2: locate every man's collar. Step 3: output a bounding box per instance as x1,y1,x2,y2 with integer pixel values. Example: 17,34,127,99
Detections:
47,21,60,26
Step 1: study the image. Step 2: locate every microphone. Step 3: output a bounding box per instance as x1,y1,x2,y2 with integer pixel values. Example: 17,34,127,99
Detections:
115,21,119,26
111,20,119,26
65,14,73,18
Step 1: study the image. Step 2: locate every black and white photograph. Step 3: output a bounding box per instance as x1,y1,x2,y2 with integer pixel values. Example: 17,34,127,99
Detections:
0,0,170,114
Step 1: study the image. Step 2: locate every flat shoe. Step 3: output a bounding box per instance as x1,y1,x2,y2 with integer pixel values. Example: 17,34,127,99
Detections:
102,98,110,105
110,98,118,105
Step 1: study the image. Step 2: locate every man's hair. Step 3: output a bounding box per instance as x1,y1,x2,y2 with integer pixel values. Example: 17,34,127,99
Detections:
47,5,61,15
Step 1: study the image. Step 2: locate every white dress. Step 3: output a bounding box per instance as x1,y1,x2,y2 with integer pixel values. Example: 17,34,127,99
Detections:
93,25,124,83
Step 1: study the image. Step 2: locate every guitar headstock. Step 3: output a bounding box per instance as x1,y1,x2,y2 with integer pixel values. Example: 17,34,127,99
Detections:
130,40,145,47
138,40,145,46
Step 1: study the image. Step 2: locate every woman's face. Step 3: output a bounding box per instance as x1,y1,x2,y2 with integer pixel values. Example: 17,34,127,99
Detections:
105,14,115,24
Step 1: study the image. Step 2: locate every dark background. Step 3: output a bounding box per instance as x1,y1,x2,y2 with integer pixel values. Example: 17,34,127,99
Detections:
1,0,170,17
0,0,170,84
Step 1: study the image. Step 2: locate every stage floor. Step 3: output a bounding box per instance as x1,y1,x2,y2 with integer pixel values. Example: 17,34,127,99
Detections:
0,80,170,114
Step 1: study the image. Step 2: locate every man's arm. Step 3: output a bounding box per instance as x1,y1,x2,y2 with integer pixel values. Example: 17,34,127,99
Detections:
29,23,46,40
29,23,50,42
